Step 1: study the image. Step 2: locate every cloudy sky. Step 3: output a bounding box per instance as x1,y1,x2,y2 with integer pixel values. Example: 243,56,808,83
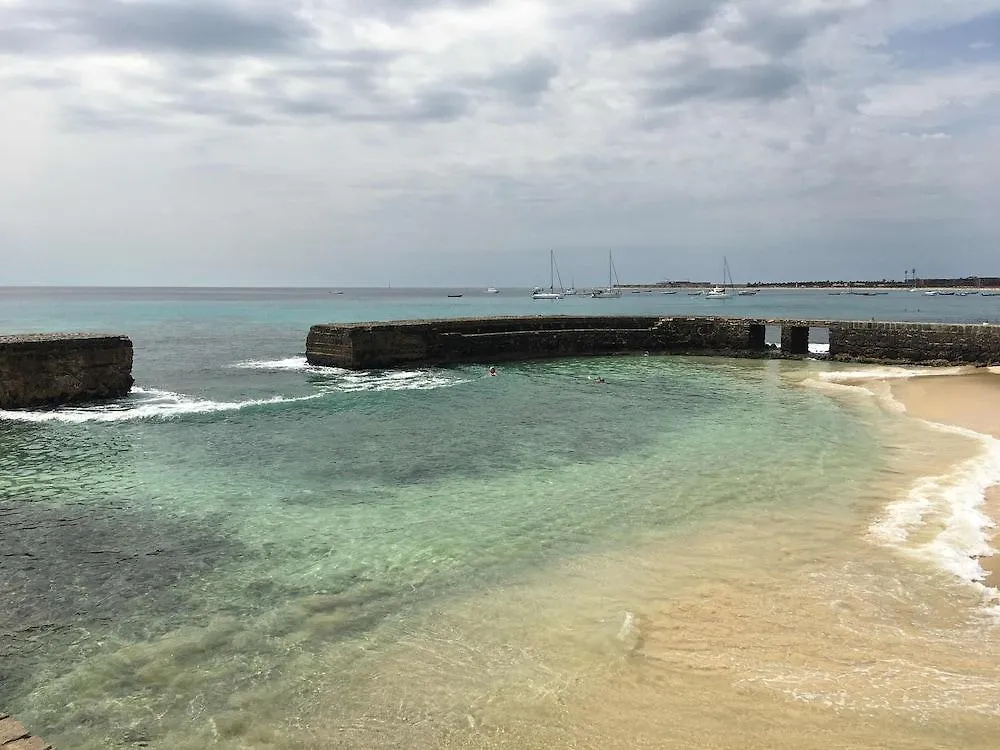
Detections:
2,0,999,286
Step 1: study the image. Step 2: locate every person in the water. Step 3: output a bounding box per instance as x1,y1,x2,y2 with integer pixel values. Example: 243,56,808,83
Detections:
489,366,497,376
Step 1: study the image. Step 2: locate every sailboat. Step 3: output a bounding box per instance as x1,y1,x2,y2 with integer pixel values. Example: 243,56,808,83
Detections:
532,250,564,300
591,251,622,298
705,257,733,299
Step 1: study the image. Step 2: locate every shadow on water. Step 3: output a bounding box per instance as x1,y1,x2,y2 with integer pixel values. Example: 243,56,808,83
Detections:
0,499,242,704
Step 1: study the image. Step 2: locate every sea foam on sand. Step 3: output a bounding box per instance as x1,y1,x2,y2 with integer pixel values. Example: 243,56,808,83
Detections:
810,367,1000,612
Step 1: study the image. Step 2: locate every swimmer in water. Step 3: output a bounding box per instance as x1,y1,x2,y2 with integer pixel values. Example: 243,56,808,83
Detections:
489,366,497,376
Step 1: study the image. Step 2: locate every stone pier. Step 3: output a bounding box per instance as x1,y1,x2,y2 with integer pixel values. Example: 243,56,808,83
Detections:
828,320,1000,364
0,714,51,749
780,325,810,356
0,333,134,409
307,316,764,369
306,316,1000,370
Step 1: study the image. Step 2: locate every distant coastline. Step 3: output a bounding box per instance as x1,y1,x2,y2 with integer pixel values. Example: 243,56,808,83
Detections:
620,277,1000,290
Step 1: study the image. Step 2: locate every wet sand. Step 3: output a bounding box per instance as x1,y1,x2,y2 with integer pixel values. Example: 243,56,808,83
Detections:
891,371,1000,587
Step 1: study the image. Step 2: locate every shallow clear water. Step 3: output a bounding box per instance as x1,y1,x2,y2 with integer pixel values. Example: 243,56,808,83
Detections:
2,288,999,748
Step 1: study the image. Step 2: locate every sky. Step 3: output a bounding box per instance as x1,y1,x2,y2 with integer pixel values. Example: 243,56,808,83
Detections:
1,0,999,286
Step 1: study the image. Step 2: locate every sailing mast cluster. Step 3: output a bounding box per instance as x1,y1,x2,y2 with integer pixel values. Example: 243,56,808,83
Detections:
530,252,757,299
531,251,621,300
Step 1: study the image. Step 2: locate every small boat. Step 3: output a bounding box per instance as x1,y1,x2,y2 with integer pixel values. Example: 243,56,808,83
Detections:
591,250,622,298
688,291,703,296
532,250,564,300
737,289,758,296
485,287,499,294
447,293,463,298
704,257,734,299
661,290,677,295
982,292,1000,297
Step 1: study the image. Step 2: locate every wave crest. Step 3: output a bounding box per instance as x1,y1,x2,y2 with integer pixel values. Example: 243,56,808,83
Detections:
0,388,324,424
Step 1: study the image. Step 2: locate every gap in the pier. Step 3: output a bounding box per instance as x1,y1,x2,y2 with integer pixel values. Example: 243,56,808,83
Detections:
765,324,781,348
810,326,831,353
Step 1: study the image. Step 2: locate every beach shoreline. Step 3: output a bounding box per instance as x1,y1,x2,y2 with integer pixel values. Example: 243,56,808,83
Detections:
889,371,1000,588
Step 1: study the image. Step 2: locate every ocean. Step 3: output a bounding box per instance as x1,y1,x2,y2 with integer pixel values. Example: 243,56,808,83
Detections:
2,287,999,749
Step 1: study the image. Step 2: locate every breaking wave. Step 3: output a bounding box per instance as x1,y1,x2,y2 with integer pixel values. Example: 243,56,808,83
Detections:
0,387,324,424
869,421,1000,590
0,361,467,424
232,356,464,392
802,364,999,606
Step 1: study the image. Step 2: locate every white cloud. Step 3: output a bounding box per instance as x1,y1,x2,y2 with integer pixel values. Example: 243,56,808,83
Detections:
0,0,998,284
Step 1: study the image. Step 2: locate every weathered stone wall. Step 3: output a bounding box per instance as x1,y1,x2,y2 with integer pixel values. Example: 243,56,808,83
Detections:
0,334,134,409
829,321,1000,365
307,316,763,369
308,316,1000,370
781,325,810,356
0,713,51,749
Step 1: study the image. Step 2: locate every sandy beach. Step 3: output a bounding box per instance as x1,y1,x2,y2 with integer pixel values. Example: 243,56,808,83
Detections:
891,370,1000,588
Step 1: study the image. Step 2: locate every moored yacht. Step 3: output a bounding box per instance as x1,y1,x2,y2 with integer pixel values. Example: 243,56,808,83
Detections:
532,251,564,300
591,251,622,298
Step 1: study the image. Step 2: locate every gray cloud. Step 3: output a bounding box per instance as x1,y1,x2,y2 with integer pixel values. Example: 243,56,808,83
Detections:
253,85,472,124
646,62,804,106
481,55,559,106
0,0,313,56
729,8,846,56
348,0,492,20
50,48,554,131
606,0,726,44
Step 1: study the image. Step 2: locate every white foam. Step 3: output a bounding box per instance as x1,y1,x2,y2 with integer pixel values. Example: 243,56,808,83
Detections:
231,356,463,392
231,356,343,375
0,363,467,423
818,365,969,384
870,421,1000,585
330,370,459,392
802,365,1000,596
0,387,325,424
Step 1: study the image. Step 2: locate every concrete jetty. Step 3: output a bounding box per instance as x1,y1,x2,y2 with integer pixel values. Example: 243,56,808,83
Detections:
0,333,133,409
0,714,51,749
306,316,1000,369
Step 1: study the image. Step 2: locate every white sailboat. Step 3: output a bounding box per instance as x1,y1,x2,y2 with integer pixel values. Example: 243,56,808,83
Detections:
705,257,734,299
591,251,622,298
532,250,564,300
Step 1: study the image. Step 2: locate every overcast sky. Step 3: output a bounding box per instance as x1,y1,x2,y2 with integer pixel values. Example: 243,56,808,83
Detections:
2,0,999,286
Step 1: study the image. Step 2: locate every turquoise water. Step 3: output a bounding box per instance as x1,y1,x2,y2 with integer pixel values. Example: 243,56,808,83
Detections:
1,287,997,748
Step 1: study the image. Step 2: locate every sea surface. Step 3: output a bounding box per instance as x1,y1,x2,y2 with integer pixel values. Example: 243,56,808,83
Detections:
2,287,1000,749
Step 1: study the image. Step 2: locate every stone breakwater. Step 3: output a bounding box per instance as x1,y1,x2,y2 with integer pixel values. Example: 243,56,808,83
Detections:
306,316,1000,370
0,333,133,409
0,713,51,749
